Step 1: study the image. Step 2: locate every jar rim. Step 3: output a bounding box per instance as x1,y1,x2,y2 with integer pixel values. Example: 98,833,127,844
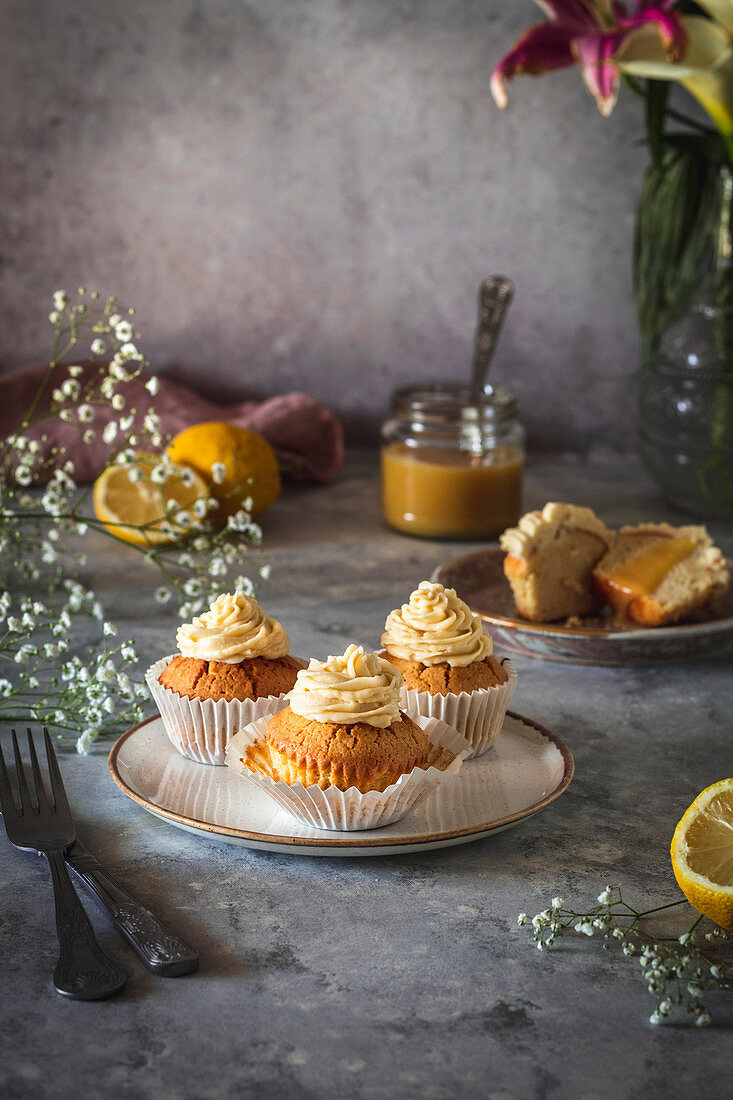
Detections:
389,381,518,427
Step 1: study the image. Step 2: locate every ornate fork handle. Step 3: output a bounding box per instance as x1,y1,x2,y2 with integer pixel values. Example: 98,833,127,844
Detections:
46,850,127,999
68,849,198,976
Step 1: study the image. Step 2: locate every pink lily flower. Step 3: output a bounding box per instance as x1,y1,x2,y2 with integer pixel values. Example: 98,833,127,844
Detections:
491,1,688,117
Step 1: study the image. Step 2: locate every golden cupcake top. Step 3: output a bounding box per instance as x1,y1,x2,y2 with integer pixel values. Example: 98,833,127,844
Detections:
286,643,403,728
499,502,612,561
381,580,491,668
176,592,290,663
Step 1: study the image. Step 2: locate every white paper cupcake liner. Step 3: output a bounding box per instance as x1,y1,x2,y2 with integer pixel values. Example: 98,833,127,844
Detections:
146,655,295,766
225,713,471,831
400,659,517,760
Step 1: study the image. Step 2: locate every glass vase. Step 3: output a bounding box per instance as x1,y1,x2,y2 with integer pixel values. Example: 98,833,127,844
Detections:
639,167,733,519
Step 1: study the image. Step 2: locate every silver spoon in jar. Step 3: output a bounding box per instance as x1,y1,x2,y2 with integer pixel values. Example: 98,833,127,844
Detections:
469,275,515,405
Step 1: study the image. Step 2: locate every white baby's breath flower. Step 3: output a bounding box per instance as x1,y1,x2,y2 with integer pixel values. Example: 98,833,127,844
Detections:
77,404,94,423
211,462,227,484
114,320,133,342
91,338,106,355
145,376,160,395
76,731,94,755
53,290,68,311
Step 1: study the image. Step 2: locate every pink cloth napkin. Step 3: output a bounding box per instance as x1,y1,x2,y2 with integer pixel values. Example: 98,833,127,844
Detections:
0,363,344,484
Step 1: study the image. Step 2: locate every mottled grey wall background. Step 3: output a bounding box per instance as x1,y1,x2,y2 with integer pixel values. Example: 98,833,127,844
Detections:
1,0,647,452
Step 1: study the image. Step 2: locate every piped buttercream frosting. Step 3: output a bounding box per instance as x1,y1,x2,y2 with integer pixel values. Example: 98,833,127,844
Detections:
381,580,491,667
287,644,403,728
176,592,290,663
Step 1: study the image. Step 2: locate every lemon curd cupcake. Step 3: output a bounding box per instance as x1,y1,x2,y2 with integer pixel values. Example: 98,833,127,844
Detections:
381,581,517,758
226,644,469,830
147,592,302,765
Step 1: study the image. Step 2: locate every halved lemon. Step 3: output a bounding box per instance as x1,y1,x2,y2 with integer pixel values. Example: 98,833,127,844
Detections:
93,455,210,546
671,779,733,931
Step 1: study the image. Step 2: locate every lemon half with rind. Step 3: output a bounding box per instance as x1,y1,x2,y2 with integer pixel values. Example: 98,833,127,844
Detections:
93,455,210,546
671,779,733,931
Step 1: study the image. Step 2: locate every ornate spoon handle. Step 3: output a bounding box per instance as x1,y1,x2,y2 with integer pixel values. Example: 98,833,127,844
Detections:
469,275,515,404
47,849,127,1000
66,843,198,976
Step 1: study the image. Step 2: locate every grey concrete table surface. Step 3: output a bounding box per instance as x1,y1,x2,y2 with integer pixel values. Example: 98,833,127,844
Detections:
1,452,732,1100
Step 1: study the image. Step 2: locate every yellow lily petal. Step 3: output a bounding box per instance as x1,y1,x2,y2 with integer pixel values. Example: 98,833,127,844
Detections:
617,16,731,79
617,16,733,144
695,2,733,39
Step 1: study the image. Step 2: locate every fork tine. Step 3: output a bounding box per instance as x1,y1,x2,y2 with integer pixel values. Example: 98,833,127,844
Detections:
43,727,69,815
11,729,34,814
27,728,53,816
0,741,18,817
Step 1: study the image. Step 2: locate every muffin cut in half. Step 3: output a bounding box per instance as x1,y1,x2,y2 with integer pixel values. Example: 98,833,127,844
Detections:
264,705,430,793
592,523,730,626
500,502,614,621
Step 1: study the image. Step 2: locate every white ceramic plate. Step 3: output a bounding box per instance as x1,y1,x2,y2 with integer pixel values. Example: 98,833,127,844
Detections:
109,713,573,857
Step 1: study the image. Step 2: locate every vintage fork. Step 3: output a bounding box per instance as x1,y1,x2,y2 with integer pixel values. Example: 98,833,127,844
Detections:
0,728,126,1000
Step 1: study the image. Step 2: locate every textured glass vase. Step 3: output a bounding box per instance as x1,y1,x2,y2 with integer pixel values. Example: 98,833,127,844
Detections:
639,168,733,519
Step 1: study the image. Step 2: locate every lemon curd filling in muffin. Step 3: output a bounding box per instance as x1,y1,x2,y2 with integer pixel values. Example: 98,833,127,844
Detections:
263,644,430,793
159,592,301,702
381,580,508,693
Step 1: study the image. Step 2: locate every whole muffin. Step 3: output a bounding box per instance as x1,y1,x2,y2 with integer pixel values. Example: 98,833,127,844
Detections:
265,644,430,792
158,592,301,702
148,592,302,764
381,580,517,758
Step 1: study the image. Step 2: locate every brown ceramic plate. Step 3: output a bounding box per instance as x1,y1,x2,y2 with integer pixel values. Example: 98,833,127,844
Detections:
432,547,733,666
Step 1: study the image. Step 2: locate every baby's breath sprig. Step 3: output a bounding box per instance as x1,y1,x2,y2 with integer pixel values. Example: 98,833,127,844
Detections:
518,885,732,1026
0,289,264,752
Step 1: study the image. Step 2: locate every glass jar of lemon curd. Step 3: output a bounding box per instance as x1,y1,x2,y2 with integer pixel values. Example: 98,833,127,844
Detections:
381,382,524,539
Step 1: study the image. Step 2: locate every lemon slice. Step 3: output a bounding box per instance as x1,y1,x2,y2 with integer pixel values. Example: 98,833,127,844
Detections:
166,421,281,522
93,455,210,546
671,779,733,931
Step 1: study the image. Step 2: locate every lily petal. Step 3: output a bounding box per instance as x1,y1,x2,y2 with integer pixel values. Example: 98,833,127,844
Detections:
617,16,733,144
491,22,576,108
531,1,604,29
573,33,623,116
694,1,733,38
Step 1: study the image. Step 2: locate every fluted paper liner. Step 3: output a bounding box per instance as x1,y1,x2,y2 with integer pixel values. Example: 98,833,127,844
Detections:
225,713,471,831
400,660,517,760
146,655,295,766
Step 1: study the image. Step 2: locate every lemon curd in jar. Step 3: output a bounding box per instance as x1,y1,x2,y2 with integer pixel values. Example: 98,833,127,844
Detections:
381,383,524,539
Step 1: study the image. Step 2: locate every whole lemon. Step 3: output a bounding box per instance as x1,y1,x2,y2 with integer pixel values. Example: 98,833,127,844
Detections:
166,422,281,522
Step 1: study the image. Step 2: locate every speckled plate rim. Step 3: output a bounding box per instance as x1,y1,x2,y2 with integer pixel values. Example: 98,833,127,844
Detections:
108,712,574,856
432,550,733,654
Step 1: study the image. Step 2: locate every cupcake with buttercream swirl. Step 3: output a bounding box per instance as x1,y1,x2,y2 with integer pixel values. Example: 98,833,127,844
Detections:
225,643,471,830
381,581,517,758
147,592,304,765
